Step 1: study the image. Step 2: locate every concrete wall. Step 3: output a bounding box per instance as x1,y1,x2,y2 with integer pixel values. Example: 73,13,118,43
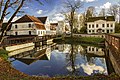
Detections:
6,42,34,52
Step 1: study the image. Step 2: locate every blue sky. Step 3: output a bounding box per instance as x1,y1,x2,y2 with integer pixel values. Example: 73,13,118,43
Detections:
4,0,120,22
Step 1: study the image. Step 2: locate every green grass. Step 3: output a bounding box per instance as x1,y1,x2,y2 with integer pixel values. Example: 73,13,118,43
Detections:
53,36,105,45
0,49,8,60
79,37,105,43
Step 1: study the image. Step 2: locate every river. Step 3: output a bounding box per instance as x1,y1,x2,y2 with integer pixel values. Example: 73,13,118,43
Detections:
9,43,111,77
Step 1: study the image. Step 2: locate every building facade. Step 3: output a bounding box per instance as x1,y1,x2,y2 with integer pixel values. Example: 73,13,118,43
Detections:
10,15,46,36
50,23,58,35
86,16,115,34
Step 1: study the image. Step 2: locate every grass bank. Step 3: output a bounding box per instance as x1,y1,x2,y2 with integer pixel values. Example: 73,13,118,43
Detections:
0,48,8,60
53,36,105,45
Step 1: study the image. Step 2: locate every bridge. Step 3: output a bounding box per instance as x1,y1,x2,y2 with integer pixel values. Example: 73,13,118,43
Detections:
105,34,120,75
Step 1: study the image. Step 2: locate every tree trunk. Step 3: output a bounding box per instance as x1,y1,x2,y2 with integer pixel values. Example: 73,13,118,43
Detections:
70,9,75,38
0,0,25,44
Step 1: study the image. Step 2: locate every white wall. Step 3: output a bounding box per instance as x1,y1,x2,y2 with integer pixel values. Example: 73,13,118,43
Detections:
37,30,46,36
87,20,115,34
11,22,36,35
57,21,65,35
11,22,47,36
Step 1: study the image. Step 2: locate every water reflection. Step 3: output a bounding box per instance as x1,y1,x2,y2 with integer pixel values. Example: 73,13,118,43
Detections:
9,43,108,77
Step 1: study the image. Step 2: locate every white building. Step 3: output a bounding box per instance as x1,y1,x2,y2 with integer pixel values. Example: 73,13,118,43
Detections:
87,46,104,56
37,17,51,35
10,15,46,36
86,16,115,34
57,21,70,35
50,23,58,35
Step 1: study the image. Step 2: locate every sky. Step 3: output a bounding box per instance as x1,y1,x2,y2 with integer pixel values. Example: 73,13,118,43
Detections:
3,0,120,22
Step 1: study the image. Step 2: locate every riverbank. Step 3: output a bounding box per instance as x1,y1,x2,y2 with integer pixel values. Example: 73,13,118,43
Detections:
0,48,120,80
53,36,105,45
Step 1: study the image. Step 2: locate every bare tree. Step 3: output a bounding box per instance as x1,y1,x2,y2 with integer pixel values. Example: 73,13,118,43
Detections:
99,8,106,17
0,0,44,44
85,6,95,20
107,4,119,17
63,0,83,38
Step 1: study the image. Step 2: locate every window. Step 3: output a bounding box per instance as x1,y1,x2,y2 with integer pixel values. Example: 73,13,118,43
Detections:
39,31,40,35
89,30,91,32
107,30,109,33
96,24,98,28
89,48,91,51
111,24,113,27
92,24,94,28
28,24,31,28
89,24,91,28
107,24,109,27
102,24,104,27
102,30,104,33
92,48,94,51
111,29,113,32
92,30,94,33
41,31,42,34
29,31,31,35
96,48,98,51
15,32,18,35
15,25,17,29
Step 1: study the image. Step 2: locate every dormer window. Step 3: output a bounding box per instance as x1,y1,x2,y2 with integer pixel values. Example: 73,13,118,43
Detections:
28,24,31,28
15,25,17,29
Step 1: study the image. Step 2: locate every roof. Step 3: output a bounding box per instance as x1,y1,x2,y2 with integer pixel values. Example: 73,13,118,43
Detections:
87,16,115,22
14,15,42,23
34,22,46,30
37,17,47,24
50,23,58,26
50,23,58,30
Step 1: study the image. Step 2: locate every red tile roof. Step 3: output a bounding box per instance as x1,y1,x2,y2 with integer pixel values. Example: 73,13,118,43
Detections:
14,15,42,23
34,22,46,30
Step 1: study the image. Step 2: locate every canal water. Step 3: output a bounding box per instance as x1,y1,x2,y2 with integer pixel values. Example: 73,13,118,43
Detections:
9,43,108,77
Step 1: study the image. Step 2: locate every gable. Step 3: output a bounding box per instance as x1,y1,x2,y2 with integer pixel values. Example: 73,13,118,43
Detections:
37,17,47,24
14,15,42,23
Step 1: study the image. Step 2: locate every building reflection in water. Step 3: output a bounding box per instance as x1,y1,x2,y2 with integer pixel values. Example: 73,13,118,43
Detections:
9,43,108,76
56,44,107,75
10,44,57,65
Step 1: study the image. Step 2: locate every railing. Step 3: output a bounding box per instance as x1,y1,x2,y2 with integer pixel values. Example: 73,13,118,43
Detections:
0,35,57,47
105,34,120,53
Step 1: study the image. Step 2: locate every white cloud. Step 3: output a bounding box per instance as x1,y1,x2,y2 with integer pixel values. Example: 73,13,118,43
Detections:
81,63,107,75
86,0,95,2
23,6,29,9
12,16,21,22
81,0,96,2
3,16,21,22
50,13,64,23
100,2,111,9
37,10,43,14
